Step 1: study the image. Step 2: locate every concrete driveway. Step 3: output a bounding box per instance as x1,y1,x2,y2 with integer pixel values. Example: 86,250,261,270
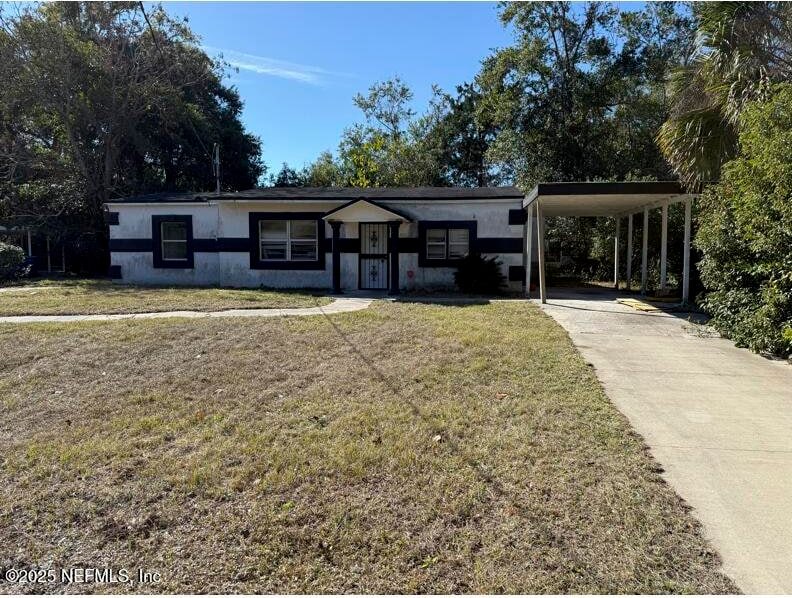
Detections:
538,288,792,594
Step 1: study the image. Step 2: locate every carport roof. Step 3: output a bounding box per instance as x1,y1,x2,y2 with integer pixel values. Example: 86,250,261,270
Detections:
523,181,689,217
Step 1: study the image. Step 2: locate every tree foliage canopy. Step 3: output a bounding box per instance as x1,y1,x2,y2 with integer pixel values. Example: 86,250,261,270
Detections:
291,2,693,193
478,1,693,188
0,2,263,254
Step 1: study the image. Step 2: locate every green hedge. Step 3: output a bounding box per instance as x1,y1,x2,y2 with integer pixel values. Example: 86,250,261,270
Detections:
696,84,792,357
0,242,25,272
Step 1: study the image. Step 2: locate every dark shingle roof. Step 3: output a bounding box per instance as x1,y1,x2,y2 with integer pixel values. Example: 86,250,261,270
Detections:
108,192,202,203
108,187,525,203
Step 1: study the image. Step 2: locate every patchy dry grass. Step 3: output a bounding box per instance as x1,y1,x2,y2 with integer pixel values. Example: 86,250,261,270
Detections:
0,279,329,315
0,302,736,593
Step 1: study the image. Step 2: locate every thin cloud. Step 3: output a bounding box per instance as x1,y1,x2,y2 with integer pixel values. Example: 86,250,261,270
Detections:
204,45,352,86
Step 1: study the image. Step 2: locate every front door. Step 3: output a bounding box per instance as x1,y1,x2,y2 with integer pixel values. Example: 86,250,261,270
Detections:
359,223,388,290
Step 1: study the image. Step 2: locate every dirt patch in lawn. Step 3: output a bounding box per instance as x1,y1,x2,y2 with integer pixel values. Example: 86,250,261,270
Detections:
0,279,329,315
0,302,737,593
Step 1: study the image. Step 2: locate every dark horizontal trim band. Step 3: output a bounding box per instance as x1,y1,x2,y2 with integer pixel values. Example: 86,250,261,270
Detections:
110,237,249,252
216,238,249,252
336,238,359,253
533,181,684,197
474,238,522,253
196,238,251,252
109,238,152,251
251,260,327,271
110,236,523,254
192,238,218,252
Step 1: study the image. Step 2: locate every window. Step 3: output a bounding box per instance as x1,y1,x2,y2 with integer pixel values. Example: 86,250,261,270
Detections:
418,221,476,267
259,220,287,260
290,220,319,260
161,221,188,261
426,229,447,260
259,219,318,261
249,212,325,271
448,228,470,259
425,227,470,260
152,215,193,268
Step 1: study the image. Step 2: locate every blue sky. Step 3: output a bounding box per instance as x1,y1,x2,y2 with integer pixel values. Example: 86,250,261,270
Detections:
163,2,515,175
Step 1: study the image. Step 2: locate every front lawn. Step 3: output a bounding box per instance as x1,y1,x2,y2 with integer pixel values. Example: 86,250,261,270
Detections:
0,279,329,316
0,302,736,593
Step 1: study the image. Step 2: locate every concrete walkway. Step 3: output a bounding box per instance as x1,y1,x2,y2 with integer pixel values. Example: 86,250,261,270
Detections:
0,297,372,324
0,285,67,293
538,288,792,593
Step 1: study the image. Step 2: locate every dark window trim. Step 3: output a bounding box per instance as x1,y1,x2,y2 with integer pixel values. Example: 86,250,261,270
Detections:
152,215,194,268
249,212,326,270
418,220,477,267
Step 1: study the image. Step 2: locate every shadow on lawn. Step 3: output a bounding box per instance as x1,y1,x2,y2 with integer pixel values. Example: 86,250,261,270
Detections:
319,307,509,501
394,297,492,307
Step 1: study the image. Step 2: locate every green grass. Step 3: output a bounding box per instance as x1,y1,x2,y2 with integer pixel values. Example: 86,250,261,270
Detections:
0,279,329,315
0,302,737,593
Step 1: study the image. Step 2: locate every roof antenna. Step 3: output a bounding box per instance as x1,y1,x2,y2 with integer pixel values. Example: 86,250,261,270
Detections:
212,143,221,194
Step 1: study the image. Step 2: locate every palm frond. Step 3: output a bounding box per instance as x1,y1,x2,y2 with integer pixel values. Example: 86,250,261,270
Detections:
659,1,792,186
657,104,737,187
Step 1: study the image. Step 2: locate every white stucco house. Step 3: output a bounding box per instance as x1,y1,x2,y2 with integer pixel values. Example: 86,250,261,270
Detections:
104,187,528,294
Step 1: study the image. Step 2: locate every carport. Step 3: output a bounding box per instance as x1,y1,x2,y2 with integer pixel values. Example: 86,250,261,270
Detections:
522,182,696,304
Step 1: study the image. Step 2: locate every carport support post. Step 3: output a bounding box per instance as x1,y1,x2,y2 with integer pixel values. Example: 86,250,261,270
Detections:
613,217,620,289
536,201,547,304
330,221,342,294
660,202,668,292
682,197,692,306
524,208,533,298
626,214,633,290
641,207,649,295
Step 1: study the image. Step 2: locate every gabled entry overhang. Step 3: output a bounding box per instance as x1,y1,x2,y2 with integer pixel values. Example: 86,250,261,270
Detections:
323,198,409,296
322,198,412,223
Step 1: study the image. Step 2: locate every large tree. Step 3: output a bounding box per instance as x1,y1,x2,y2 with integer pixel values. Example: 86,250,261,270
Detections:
423,83,504,187
269,163,306,187
477,1,693,188
295,77,447,188
0,2,263,268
